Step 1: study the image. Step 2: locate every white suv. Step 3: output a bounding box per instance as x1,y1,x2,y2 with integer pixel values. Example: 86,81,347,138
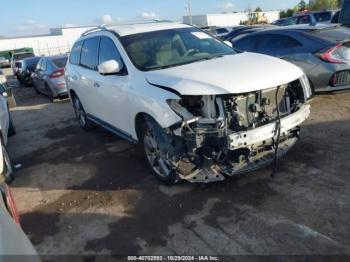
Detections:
65,21,312,185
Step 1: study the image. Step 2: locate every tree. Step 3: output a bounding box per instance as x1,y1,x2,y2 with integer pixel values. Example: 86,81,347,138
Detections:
255,7,262,12
280,8,295,18
298,0,307,11
308,0,341,11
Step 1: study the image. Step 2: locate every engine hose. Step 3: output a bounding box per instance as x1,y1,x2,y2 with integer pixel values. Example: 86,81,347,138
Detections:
271,86,282,179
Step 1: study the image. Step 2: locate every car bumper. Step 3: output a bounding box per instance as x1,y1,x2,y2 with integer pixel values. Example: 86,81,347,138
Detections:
180,105,310,183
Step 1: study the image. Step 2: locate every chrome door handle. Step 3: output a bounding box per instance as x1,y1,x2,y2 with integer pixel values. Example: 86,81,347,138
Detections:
93,82,100,88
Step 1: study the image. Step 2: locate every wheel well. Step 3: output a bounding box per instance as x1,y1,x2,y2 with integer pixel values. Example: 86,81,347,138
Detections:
70,90,77,100
135,113,155,142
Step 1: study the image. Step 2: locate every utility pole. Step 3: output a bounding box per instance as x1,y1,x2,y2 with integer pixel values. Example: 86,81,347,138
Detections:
188,0,193,25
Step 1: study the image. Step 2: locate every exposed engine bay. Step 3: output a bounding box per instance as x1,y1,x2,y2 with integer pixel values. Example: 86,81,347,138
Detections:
150,79,311,183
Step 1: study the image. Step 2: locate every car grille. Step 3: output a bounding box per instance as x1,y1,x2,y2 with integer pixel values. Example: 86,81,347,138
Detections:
331,70,350,87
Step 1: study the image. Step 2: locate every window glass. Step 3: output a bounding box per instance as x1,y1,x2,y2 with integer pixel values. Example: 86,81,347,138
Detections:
257,34,301,53
52,57,68,68
41,60,47,71
120,28,235,71
297,15,311,24
70,41,83,65
216,28,228,34
314,12,332,22
36,59,42,70
98,37,123,68
80,37,100,70
233,35,258,52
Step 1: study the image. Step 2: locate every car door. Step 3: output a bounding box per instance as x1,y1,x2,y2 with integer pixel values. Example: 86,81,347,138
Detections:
32,59,42,88
89,36,130,133
35,59,47,92
77,36,101,115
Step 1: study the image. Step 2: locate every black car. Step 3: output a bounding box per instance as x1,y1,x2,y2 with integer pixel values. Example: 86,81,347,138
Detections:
16,57,41,87
232,24,350,92
224,25,274,42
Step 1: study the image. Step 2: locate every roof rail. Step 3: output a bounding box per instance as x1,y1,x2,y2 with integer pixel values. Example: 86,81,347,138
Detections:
81,19,173,37
81,25,108,37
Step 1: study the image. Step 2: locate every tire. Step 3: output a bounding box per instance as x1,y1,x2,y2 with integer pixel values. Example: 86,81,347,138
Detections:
73,96,96,130
1,141,14,184
46,84,55,103
8,112,16,137
140,118,179,185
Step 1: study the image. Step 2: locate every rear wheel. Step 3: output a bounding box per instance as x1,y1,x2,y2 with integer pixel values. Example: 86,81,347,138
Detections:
46,84,54,103
140,119,179,185
73,96,96,130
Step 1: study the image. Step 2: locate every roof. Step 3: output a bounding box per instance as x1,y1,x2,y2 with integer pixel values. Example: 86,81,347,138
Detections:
262,23,341,32
107,22,191,37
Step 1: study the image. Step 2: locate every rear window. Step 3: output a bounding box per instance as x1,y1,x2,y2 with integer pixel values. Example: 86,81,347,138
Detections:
13,53,34,61
256,34,302,53
217,28,229,34
52,57,68,68
314,12,332,22
312,28,350,42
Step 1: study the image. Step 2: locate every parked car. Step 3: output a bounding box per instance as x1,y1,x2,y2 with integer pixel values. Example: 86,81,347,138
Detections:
291,11,334,25
0,84,15,183
202,26,232,39
32,55,68,102
11,52,35,77
232,24,350,92
225,25,273,42
65,22,312,185
0,57,10,68
271,17,299,26
16,57,41,87
0,182,40,259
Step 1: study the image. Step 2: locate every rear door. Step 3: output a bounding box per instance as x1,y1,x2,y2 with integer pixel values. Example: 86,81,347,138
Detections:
340,0,350,26
77,36,101,115
36,59,48,93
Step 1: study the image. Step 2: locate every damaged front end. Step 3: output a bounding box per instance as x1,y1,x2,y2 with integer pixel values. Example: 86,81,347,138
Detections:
152,77,312,183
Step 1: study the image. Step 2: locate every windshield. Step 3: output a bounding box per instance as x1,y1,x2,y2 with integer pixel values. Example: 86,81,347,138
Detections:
120,28,235,71
314,12,332,22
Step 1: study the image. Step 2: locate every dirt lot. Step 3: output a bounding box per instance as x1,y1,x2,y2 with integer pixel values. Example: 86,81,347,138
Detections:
4,69,350,257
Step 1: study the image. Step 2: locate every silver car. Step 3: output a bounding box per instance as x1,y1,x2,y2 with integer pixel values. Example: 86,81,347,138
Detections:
32,55,68,102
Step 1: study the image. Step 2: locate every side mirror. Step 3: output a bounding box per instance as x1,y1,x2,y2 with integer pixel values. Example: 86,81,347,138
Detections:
224,41,233,48
98,60,121,75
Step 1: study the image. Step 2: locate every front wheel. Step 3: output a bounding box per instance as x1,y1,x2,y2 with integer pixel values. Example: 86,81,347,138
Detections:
140,119,179,185
73,96,96,130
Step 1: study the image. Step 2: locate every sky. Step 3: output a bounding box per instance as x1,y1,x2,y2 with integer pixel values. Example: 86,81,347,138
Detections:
0,0,300,37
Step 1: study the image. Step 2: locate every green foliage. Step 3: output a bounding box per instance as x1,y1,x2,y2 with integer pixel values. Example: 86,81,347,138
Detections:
255,7,263,12
308,0,341,10
298,0,307,11
280,8,296,18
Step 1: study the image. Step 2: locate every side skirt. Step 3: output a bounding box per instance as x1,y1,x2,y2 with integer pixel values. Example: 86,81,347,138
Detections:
86,114,138,144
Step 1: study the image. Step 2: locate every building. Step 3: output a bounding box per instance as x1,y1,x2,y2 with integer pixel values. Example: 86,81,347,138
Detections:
183,11,280,27
0,26,95,56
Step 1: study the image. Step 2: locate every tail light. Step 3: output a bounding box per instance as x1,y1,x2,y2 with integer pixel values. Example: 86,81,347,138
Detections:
50,68,65,78
3,184,20,226
316,44,346,64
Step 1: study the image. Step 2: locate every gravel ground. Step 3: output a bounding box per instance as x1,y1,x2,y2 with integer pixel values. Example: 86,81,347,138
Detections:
4,69,350,259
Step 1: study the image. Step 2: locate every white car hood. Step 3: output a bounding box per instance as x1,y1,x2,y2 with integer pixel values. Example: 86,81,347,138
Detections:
146,52,304,96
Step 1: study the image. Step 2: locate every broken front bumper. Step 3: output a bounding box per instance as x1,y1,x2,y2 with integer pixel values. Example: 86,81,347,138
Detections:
228,105,310,150
180,105,311,183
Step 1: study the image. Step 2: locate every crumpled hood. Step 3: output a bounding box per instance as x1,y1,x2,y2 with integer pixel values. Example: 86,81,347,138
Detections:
146,52,304,96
